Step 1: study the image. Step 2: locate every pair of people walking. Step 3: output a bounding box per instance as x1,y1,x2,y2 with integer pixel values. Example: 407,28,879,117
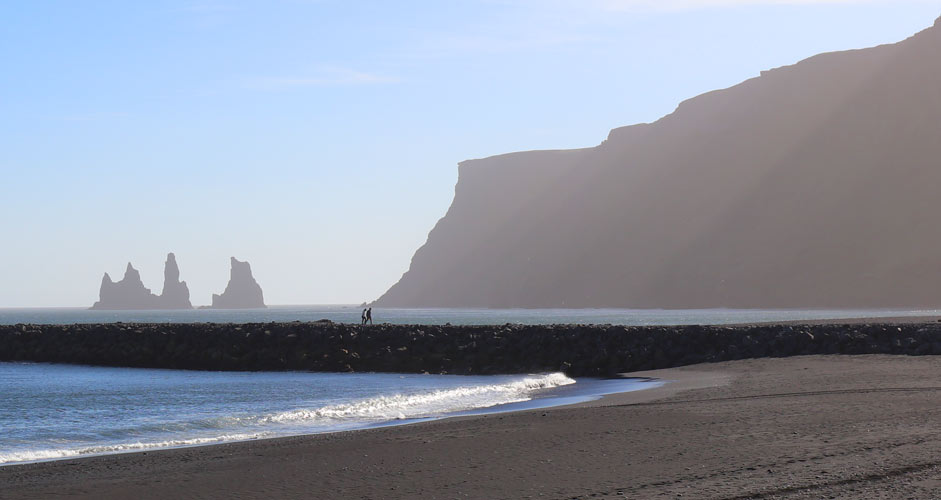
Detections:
361,307,373,325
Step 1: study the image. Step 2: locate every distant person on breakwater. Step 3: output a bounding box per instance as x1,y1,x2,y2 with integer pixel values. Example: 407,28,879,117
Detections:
361,308,367,325
366,307,373,325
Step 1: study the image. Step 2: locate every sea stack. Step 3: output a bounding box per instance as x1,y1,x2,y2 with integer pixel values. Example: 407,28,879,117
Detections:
210,257,266,309
91,254,194,310
158,253,192,309
91,263,159,310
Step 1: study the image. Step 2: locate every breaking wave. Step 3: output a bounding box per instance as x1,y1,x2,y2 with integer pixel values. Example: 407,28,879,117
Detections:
0,433,270,465
261,372,575,424
0,372,574,466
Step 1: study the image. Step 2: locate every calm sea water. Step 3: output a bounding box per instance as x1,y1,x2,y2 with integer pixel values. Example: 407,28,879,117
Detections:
1,305,938,326
0,363,657,466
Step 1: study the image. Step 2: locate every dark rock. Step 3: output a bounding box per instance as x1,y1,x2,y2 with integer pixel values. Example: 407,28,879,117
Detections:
91,254,193,310
91,263,159,310
0,322,938,376
375,18,941,310
158,253,192,309
210,257,266,309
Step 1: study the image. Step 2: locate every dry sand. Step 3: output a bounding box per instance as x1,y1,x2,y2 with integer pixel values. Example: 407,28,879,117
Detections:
1,354,938,499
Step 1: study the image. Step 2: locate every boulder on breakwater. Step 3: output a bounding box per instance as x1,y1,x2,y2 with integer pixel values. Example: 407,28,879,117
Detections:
1,323,939,376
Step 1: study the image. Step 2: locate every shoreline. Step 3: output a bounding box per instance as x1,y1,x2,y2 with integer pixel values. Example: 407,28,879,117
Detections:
0,367,705,469
3,354,937,499
0,371,661,468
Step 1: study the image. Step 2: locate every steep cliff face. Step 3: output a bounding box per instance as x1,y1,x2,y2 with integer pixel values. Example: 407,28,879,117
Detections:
91,254,193,310
210,257,266,309
377,17,941,309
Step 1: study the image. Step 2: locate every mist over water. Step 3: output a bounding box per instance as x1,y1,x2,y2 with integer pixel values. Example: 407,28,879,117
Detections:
1,306,939,326
0,363,653,466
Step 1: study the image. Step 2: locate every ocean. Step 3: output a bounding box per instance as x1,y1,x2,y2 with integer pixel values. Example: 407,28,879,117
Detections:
1,305,938,326
0,362,658,466
2,305,934,467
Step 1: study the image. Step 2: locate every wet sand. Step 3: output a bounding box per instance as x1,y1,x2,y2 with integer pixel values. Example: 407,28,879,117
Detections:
1,354,938,499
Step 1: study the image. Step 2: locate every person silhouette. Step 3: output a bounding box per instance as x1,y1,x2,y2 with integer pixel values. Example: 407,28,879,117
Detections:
366,307,373,325
361,308,367,325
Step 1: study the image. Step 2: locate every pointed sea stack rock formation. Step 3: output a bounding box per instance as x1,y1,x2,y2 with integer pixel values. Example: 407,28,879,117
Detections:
158,253,192,309
91,254,194,310
91,263,160,310
376,16,941,309
210,257,266,309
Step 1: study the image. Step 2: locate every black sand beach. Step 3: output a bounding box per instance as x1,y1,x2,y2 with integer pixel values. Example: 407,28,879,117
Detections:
1,354,938,499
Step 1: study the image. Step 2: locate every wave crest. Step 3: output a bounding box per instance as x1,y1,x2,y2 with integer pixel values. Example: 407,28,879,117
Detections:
0,433,269,465
0,372,574,466
265,372,575,424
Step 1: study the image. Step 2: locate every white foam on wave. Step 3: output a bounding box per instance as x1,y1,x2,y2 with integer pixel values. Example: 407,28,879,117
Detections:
0,372,575,466
262,372,575,424
0,432,270,465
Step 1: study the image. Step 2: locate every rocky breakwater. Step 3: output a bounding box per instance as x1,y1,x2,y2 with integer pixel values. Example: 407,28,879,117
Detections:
1,323,940,376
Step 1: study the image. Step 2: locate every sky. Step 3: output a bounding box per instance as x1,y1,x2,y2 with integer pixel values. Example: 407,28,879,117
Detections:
2,0,941,307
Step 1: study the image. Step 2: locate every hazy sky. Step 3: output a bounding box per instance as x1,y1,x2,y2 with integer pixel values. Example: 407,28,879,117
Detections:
3,0,940,307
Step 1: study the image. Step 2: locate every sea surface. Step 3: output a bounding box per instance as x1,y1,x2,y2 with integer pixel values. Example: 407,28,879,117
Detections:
2,305,939,326
2,307,929,467
0,362,658,466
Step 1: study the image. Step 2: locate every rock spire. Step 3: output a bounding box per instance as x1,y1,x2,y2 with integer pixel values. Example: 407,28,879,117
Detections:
91,253,193,310
209,257,266,309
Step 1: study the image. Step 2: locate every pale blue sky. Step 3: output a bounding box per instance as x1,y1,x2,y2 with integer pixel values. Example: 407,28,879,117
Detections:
3,0,940,307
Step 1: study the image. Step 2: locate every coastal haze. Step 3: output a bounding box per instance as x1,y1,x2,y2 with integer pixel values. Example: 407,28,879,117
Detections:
379,17,941,309
3,3,941,499
90,254,265,310
4,2,941,308
6,306,941,326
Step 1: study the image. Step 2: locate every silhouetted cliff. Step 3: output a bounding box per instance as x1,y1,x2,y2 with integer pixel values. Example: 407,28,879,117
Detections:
377,17,941,309
91,263,160,310
210,257,266,309
91,253,192,310
158,253,192,309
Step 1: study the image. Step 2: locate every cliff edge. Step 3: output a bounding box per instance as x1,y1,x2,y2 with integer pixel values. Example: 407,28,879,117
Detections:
377,17,941,309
